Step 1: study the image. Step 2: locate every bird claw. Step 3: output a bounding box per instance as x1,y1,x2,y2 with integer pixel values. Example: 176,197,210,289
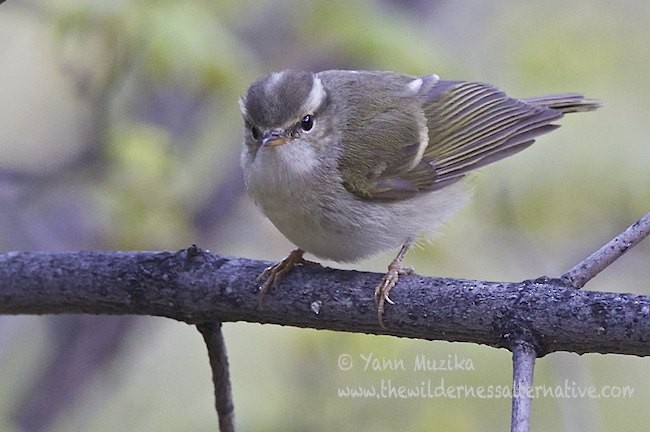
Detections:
257,249,320,307
375,262,415,328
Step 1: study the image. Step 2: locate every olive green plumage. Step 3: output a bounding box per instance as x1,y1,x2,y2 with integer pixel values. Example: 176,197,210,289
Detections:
326,72,600,201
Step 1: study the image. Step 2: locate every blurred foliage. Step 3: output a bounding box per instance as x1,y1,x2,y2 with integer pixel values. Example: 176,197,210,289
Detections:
1,0,649,431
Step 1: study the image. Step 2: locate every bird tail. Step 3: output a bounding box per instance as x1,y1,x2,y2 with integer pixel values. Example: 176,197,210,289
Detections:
524,93,602,114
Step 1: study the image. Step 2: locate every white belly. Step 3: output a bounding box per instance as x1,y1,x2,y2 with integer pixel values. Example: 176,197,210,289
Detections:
242,141,468,263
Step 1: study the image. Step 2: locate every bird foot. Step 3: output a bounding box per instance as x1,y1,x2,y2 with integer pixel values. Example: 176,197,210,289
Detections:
257,249,320,307
374,242,415,328
375,263,414,328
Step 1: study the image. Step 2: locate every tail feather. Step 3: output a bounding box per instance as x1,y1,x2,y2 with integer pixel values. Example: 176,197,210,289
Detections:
524,93,602,114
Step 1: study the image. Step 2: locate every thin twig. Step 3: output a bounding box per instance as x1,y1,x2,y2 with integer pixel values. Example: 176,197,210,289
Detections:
510,342,537,432
561,211,650,288
197,322,235,432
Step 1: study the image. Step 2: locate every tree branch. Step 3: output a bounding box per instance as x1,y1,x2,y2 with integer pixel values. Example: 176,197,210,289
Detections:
561,211,650,288
510,342,537,432
197,321,235,432
0,243,648,356
1,214,648,431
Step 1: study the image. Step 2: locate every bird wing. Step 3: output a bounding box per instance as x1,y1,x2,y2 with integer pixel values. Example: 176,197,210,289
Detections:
340,76,564,201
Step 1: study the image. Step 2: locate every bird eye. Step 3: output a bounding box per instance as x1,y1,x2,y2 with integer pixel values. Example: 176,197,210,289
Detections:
250,125,260,140
300,114,314,132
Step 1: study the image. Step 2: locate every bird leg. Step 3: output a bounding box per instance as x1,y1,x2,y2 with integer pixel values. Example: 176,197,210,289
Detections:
257,248,321,307
375,241,415,327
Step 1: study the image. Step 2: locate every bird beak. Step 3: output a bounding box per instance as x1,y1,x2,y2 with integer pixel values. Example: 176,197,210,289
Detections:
262,130,288,147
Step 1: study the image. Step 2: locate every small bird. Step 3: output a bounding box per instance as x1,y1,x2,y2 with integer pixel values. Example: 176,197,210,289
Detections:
239,69,600,327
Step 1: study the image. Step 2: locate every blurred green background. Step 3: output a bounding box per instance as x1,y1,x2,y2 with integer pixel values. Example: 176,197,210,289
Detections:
1,0,649,431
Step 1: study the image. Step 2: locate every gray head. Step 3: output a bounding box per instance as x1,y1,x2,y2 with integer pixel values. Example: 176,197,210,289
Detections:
239,70,328,147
